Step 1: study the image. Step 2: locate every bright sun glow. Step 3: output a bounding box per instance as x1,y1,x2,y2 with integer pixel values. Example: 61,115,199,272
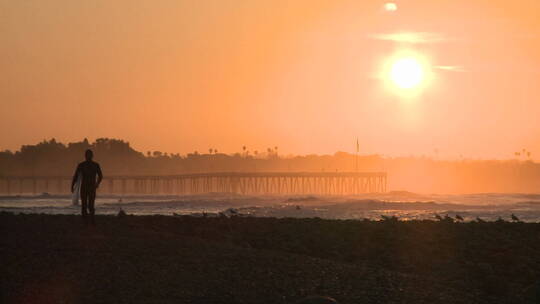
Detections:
390,57,424,89
384,3,398,11
379,51,433,97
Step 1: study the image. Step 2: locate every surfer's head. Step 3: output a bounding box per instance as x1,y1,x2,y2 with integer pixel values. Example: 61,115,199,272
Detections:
85,149,94,161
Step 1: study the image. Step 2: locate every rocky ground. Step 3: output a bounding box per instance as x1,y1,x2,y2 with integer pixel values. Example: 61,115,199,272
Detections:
1,212,540,303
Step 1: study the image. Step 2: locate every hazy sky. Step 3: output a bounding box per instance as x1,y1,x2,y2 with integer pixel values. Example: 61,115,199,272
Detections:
2,0,540,159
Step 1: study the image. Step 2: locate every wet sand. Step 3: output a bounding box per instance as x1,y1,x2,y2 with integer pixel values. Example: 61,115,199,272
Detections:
1,212,539,303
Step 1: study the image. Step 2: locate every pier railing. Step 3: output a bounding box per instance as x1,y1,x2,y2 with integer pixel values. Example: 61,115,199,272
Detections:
0,172,387,195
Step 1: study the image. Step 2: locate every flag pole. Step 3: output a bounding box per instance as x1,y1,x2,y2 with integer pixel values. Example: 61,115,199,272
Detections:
355,138,359,173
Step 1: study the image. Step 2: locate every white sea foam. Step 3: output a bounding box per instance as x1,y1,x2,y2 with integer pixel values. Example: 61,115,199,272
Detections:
1,192,540,222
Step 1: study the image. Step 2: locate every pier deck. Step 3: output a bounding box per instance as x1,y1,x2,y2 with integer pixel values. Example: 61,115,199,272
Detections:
0,172,387,195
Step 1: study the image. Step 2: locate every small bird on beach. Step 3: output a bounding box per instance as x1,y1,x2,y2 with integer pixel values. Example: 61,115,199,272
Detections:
443,214,454,223
117,208,127,218
511,213,520,222
455,214,464,222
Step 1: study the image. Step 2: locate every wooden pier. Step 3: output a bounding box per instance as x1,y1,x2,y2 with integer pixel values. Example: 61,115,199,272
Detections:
0,172,387,195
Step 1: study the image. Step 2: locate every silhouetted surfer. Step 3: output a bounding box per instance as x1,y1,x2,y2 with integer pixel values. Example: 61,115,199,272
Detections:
71,149,103,225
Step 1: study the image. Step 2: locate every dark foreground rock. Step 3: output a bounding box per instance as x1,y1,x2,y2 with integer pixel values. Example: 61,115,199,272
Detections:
1,212,539,303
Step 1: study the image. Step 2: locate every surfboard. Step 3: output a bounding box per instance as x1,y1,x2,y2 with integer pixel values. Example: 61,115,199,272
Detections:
72,173,81,206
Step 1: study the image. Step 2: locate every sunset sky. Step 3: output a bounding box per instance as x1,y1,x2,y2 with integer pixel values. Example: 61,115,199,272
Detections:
2,0,540,159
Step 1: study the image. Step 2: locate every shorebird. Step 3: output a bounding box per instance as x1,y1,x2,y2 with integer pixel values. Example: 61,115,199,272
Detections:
444,214,454,223
511,213,520,222
117,208,127,218
455,214,464,222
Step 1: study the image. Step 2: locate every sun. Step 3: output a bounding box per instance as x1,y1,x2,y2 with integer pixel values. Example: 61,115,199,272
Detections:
389,57,424,89
384,2,398,11
379,50,433,97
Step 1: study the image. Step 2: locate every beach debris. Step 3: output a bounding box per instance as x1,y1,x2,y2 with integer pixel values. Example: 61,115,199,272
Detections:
219,208,239,218
295,296,339,304
190,212,219,218
296,205,301,210
455,214,464,222
434,214,443,221
511,213,520,222
476,216,485,223
495,216,506,223
380,215,399,222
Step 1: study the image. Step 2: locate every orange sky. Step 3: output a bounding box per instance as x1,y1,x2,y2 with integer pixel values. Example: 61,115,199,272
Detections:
1,0,540,159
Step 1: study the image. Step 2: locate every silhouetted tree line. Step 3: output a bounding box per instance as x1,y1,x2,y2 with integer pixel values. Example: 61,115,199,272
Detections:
1,138,540,193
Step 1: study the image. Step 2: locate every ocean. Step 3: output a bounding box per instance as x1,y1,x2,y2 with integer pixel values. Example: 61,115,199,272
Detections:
2,191,540,222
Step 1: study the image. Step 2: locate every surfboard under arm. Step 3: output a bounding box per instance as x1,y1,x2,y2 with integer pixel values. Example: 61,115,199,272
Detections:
72,173,81,206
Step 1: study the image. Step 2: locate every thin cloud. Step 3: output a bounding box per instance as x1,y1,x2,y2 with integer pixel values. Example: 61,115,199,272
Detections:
434,65,467,72
369,32,452,44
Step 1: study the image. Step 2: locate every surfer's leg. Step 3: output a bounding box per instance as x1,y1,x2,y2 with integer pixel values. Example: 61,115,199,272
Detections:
80,188,89,222
88,189,96,225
